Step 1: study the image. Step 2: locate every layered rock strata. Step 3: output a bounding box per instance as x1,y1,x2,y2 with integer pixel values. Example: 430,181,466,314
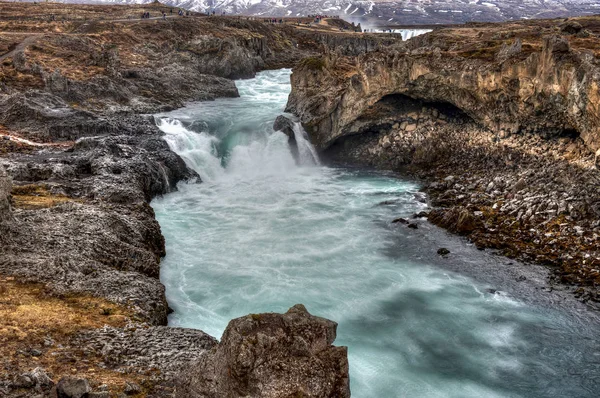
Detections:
287,21,600,153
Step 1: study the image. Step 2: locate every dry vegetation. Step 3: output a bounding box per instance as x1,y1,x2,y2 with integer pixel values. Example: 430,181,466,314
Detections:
427,17,600,61
11,184,78,210
0,277,149,397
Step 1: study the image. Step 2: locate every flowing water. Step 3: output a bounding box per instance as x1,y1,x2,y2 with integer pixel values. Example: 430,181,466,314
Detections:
152,69,600,397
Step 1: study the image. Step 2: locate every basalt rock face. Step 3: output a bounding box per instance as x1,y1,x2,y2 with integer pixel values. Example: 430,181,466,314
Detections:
287,23,600,154
176,304,350,398
0,112,197,325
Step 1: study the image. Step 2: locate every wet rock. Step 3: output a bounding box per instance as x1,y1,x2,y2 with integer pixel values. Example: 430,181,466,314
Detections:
273,115,299,162
414,211,429,218
176,304,350,398
56,377,91,398
392,217,409,224
273,115,296,139
437,248,450,256
407,223,419,229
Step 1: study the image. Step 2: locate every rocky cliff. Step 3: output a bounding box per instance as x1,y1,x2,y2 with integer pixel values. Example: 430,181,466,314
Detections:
0,4,354,397
286,17,600,306
287,18,600,155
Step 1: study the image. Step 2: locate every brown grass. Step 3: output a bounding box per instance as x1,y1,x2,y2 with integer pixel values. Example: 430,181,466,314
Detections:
11,184,78,210
0,276,149,396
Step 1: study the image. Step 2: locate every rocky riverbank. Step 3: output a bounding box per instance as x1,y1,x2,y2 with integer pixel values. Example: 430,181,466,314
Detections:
286,17,600,306
0,3,364,396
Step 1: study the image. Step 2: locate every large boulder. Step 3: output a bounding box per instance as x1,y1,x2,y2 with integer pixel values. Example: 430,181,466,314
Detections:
176,304,350,398
429,207,481,235
56,377,91,398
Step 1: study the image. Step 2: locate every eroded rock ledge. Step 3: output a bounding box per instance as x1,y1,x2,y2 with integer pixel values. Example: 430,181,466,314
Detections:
0,4,359,396
287,20,600,155
286,17,600,305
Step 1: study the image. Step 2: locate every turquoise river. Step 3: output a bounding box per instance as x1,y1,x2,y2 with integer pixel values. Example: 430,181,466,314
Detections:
152,69,600,398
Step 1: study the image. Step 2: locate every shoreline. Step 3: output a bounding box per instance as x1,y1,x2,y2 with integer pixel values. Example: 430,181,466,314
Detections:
323,157,600,313
317,117,600,309
0,5,364,396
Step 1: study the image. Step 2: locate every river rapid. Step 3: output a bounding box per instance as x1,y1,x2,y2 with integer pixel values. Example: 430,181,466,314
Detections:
151,69,600,397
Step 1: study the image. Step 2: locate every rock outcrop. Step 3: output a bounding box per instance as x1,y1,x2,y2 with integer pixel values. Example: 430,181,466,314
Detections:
287,20,600,153
273,114,300,161
0,165,11,223
176,304,350,398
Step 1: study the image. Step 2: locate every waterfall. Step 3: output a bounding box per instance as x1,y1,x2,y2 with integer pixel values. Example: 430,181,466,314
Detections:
151,69,600,398
154,116,224,182
292,122,320,166
400,29,433,41
154,115,320,183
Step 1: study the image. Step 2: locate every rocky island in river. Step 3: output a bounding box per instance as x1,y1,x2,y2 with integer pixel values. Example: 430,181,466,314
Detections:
0,1,599,397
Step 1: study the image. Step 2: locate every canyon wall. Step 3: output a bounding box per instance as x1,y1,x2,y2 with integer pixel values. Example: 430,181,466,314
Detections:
287,21,600,155
0,7,359,396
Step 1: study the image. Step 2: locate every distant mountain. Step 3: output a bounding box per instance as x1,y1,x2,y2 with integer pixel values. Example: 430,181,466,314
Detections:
64,0,600,25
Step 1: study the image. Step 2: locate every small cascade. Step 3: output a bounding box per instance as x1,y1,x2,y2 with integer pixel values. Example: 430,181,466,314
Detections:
292,122,320,166
158,163,171,191
154,111,320,182
154,116,224,182
400,29,432,41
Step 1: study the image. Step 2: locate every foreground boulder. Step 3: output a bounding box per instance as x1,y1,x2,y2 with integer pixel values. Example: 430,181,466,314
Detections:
176,304,350,398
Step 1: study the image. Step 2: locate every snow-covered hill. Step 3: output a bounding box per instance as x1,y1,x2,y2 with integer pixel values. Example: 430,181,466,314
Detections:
63,0,600,25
